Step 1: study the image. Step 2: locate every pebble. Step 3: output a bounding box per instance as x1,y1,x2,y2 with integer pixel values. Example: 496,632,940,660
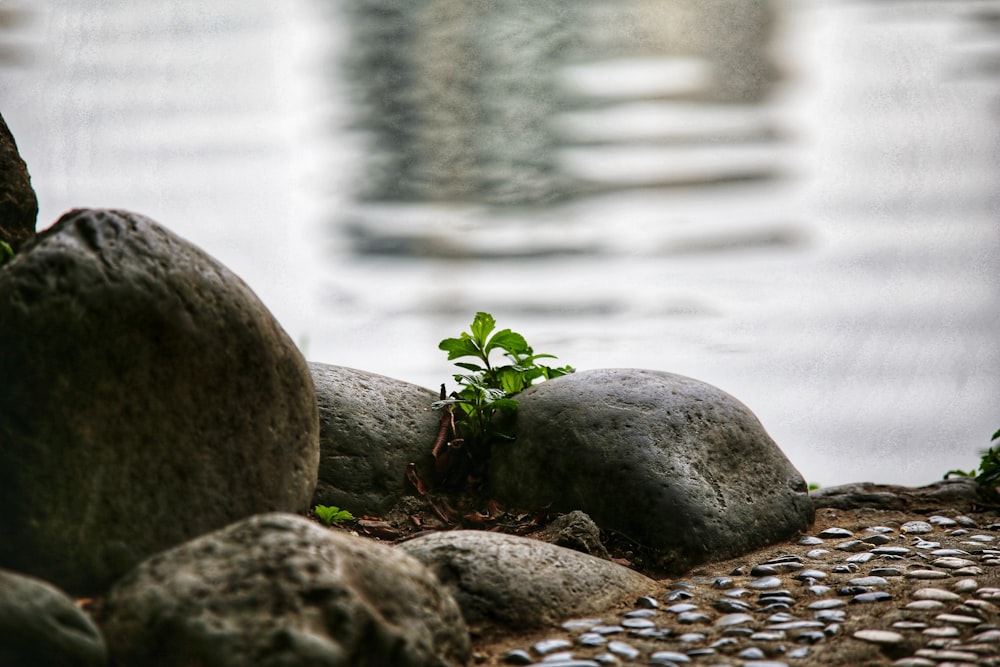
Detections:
904,570,950,580
902,521,934,534
819,527,854,538
905,599,944,611
912,587,962,601
932,556,975,569
748,576,783,589
854,629,904,644
534,639,572,655
491,511,1000,667
851,591,892,603
648,650,690,664
606,641,639,660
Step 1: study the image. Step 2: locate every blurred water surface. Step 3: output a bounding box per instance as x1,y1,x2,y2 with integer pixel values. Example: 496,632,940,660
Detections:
2,0,998,486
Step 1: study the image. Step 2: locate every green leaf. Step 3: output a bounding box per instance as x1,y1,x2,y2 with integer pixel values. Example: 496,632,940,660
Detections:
491,397,519,412
439,335,482,361
469,312,497,348
944,469,975,480
992,427,1000,442
314,504,354,525
454,362,486,373
486,329,529,357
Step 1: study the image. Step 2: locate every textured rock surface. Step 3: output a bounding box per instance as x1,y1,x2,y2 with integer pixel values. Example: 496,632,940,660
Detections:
532,510,610,559
0,569,107,667
310,363,439,515
0,209,319,594
99,513,470,667
490,368,814,573
398,530,656,630
0,112,37,248
811,478,1000,512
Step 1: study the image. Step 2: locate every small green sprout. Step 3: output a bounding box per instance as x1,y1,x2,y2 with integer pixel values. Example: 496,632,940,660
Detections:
0,240,13,265
314,504,354,526
428,311,573,488
434,311,573,445
944,428,1000,487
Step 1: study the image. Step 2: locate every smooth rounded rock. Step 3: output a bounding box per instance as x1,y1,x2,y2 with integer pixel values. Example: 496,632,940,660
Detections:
489,369,813,573
399,530,655,629
99,513,469,667
309,363,440,515
0,209,319,593
0,569,106,667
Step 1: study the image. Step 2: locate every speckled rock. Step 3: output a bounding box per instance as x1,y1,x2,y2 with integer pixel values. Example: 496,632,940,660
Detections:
810,478,1000,511
309,363,440,515
398,530,656,629
99,513,469,667
0,209,320,594
0,568,106,667
0,112,37,249
489,369,814,573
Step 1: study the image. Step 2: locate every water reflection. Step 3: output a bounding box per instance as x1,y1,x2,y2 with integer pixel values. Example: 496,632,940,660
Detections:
339,0,782,225
1,1,997,487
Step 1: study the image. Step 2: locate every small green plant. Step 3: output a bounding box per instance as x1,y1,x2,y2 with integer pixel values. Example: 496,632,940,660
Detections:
314,504,354,526
944,428,1000,487
430,311,573,487
0,240,13,265
807,482,821,492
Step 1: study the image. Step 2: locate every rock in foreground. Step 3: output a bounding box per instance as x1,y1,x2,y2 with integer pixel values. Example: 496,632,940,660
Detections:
99,513,470,667
490,368,814,573
399,530,656,630
0,209,319,594
0,569,107,667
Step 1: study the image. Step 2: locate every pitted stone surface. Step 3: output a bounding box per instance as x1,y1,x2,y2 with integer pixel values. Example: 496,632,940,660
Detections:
0,209,319,593
399,530,656,629
99,513,469,667
489,369,814,573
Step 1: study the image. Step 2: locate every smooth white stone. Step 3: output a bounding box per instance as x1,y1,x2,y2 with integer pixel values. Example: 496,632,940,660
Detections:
952,578,979,593
934,613,981,625
921,626,959,638
853,629,903,644
912,588,961,601
905,600,944,611
905,570,950,580
932,556,975,569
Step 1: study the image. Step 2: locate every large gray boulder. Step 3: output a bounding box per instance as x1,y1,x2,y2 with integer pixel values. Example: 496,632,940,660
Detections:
490,368,814,573
0,569,107,667
399,530,657,630
0,112,37,249
310,363,439,516
99,513,470,667
0,209,320,594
